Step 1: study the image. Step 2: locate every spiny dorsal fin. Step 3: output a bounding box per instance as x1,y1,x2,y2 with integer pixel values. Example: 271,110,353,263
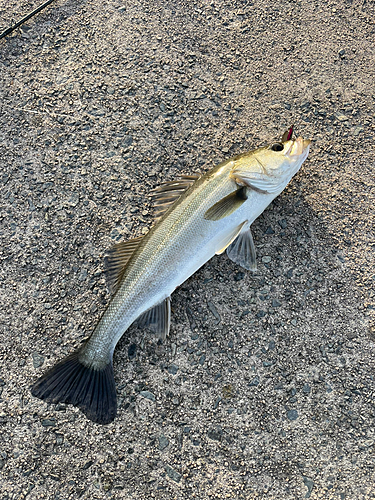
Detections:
104,236,143,293
137,297,171,340
204,187,248,221
226,226,257,271
151,174,200,219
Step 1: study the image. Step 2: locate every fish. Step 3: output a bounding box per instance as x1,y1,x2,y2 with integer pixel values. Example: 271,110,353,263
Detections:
31,127,311,424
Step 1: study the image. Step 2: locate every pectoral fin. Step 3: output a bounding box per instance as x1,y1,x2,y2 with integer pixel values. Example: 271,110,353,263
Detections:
226,226,257,271
204,187,247,221
137,297,171,340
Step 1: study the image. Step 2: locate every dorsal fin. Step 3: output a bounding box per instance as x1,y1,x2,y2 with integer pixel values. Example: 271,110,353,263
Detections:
151,174,200,219
104,236,143,293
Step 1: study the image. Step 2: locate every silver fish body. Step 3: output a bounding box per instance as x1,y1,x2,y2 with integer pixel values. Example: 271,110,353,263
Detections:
32,132,310,424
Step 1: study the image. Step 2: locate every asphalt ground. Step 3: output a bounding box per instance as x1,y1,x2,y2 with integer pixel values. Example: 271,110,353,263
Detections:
0,0,374,498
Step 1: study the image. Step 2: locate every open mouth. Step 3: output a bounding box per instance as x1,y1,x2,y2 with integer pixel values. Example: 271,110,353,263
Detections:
286,137,311,158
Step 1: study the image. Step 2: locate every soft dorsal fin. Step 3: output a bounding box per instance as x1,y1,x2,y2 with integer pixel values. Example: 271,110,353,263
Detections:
151,174,200,219
137,296,171,340
226,226,257,271
104,236,143,293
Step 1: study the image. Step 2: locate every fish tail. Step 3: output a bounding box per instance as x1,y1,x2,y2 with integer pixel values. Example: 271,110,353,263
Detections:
30,349,117,425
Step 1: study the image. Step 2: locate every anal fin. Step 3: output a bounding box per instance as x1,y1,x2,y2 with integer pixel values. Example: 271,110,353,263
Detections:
137,297,171,340
226,226,257,271
216,221,248,255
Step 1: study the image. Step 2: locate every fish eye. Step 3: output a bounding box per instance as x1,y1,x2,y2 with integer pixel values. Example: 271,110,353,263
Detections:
270,143,284,152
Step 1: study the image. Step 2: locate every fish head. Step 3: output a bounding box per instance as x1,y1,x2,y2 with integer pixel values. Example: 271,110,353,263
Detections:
260,136,311,176
231,134,311,194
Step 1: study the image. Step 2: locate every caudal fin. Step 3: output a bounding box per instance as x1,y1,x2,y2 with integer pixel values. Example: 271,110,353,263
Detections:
31,351,117,425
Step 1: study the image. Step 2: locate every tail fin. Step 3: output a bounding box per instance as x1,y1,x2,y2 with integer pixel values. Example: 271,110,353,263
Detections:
31,351,117,425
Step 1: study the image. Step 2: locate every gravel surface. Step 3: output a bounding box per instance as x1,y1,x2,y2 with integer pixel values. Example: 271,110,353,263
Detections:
0,0,374,498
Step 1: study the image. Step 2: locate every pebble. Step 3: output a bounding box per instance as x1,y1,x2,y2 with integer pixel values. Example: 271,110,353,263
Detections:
272,299,281,307
32,352,45,368
303,384,311,394
165,465,181,482
352,126,363,136
207,426,223,441
234,271,244,281
248,376,259,387
256,310,266,318
287,410,298,421
278,219,287,229
139,391,155,402
42,418,56,427
158,434,169,451
207,301,221,323
128,344,137,360
303,476,314,498
335,112,349,122
262,256,271,263
168,364,178,375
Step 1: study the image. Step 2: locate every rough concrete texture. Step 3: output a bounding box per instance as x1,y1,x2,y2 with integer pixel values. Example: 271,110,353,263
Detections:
0,0,374,498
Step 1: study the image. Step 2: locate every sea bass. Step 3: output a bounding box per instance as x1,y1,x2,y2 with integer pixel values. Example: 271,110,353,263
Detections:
31,128,310,424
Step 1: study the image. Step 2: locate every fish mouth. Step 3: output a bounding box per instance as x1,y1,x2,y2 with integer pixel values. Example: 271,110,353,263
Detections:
285,137,311,158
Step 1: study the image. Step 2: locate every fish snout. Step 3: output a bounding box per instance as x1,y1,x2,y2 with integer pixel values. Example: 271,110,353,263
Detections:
289,137,311,157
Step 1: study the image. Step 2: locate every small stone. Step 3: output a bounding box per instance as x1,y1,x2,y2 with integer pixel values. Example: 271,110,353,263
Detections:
234,272,244,281
199,354,206,365
207,425,223,441
32,352,45,368
158,434,169,451
165,465,181,482
168,364,178,375
335,112,349,122
139,390,155,402
303,476,314,498
256,310,266,318
338,49,346,57
78,269,88,281
272,299,281,307
122,135,133,147
278,219,287,229
55,434,64,445
128,343,136,360
207,301,221,323
287,409,298,421
42,418,56,427
302,383,311,394
265,226,275,234
248,376,259,387
352,126,363,136
262,256,271,263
